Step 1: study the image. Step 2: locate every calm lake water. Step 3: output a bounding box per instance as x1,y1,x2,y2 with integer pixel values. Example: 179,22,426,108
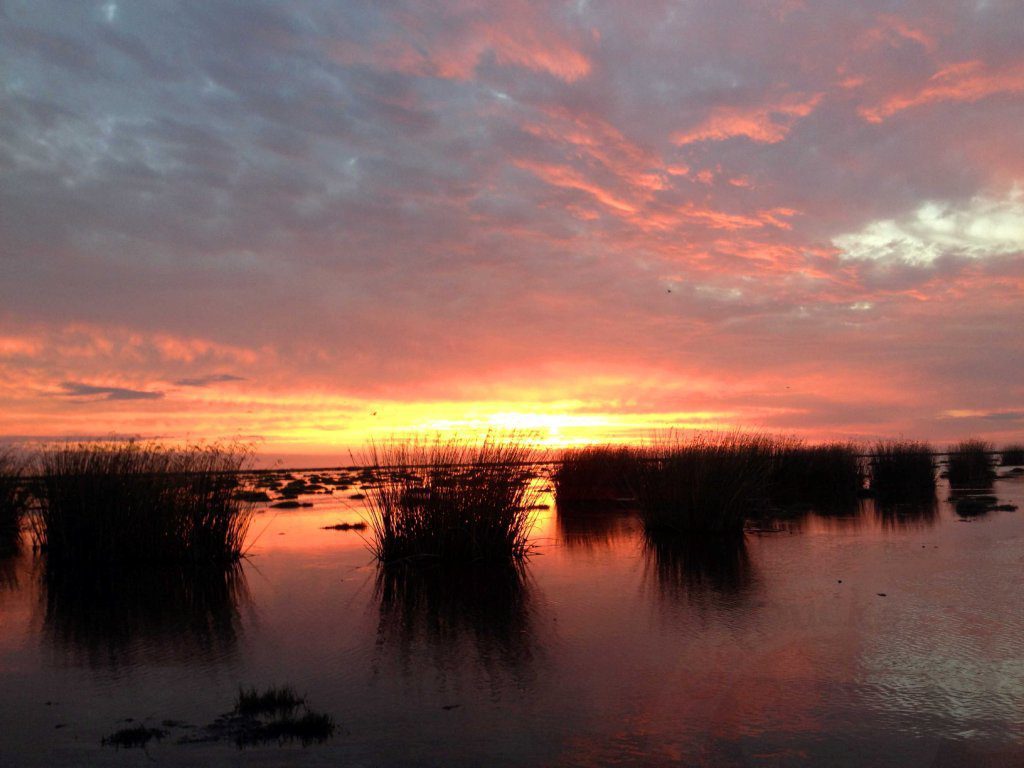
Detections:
1,471,1023,766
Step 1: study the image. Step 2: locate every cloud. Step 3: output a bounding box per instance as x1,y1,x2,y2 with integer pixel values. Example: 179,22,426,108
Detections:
174,373,247,387
58,382,164,401
860,60,1024,123
833,190,1024,265
673,92,823,145
0,0,1023,447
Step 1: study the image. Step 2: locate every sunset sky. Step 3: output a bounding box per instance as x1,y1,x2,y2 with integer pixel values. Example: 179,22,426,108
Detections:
2,1,1023,461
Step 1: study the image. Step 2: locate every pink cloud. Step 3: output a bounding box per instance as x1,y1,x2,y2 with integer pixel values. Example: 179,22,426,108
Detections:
860,60,1024,122
673,92,823,145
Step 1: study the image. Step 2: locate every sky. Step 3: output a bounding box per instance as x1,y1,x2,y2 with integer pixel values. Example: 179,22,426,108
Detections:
1,0,1023,460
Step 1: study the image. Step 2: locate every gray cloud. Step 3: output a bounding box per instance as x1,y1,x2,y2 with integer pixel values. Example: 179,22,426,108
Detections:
0,0,1022,441
58,382,164,401
173,373,246,387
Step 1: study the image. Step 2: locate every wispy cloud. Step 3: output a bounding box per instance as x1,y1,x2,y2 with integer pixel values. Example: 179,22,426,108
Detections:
58,382,164,401
173,373,247,387
0,0,1022,446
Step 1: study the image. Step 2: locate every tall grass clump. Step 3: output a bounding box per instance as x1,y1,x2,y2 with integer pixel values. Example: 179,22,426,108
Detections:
767,440,863,510
32,441,254,567
868,440,936,501
0,448,30,545
360,433,542,563
1000,444,1024,466
554,445,639,505
946,439,996,488
633,433,777,536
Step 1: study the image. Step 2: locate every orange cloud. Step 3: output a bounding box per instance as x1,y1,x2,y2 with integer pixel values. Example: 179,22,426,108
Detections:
673,92,823,145
515,159,639,214
860,60,1024,122
858,14,937,52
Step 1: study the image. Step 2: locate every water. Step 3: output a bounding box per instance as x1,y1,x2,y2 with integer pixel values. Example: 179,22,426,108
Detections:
1,474,1023,766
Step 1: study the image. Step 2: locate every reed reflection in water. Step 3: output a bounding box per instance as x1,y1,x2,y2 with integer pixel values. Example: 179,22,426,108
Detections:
555,503,637,552
373,561,538,685
873,497,939,531
41,561,250,668
642,533,755,606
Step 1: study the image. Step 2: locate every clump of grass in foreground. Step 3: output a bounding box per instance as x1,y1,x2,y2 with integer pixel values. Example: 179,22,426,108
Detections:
359,433,542,564
101,725,167,749
0,448,30,542
868,440,936,502
236,686,305,717
554,445,640,505
946,439,996,488
766,440,863,510
633,433,777,536
1000,444,1024,466
32,441,254,567
231,686,334,747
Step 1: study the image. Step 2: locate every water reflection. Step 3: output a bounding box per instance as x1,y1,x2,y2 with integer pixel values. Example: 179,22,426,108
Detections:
873,498,939,530
642,534,755,605
373,561,537,683
556,504,636,551
0,519,27,598
41,561,250,668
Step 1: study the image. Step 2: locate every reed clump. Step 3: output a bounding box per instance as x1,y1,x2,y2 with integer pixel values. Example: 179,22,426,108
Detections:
767,440,863,510
868,440,936,501
946,439,996,488
0,448,30,542
32,441,254,566
1000,444,1024,466
359,434,542,563
554,445,639,505
633,433,777,535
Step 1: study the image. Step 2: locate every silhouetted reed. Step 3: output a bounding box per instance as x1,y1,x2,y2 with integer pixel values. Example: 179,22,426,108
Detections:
0,448,30,546
868,440,936,502
946,439,996,488
767,440,863,511
633,433,776,535
360,434,542,563
643,533,754,603
999,444,1024,466
375,560,536,673
554,445,639,505
32,441,254,566
42,561,249,666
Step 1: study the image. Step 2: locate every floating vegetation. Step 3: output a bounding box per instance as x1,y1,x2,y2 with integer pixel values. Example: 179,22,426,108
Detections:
236,685,305,717
231,710,335,747
32,441,254,566
123,688,334,749
553,445,639,506
359,433,542,563
321,521,367,531
223,686,334,746
868,441,936,503
946,439,996,489
633,433,777,535
949,492,1018,516
101,725,167,749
